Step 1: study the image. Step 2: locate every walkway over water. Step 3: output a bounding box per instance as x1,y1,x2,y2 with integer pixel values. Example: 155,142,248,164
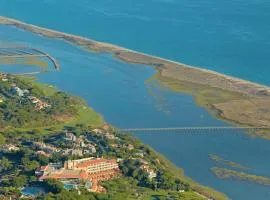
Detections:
0,45,60,70
120,127,269,134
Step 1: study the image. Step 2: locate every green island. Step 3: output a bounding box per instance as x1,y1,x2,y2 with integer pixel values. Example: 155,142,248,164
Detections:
0,74,228,200
211,167,270,186
209,154,250,170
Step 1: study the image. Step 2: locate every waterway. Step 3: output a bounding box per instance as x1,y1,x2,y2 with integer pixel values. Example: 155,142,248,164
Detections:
1,0,270,85
1,25,270,200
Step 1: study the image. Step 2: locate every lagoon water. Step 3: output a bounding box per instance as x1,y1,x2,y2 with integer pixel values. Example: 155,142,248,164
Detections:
1,25,270,200
1,0,270,85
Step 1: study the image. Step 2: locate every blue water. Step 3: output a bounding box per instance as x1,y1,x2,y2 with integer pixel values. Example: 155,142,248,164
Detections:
1,0,270,85
1,25,270,200
64,183,76,190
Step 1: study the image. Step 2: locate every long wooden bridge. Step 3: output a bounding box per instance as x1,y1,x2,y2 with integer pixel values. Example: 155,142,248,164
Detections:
0,45,60,70
120,126,269,134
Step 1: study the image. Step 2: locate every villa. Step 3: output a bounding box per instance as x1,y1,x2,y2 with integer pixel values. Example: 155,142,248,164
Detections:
11,86,29,97
36,150,51,158
2,144,20,152
140,165,157,179
28,96,51,110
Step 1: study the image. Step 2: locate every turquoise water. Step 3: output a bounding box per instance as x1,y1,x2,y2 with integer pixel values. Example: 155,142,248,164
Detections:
64,183,77,190
1,25,270,200
1,0,270,85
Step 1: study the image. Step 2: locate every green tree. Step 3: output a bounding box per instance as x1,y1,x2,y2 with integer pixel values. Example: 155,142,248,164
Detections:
175,179,181,191
0,133,5,145
13,175,27,187
22,157,40,171
0,157,12,171
43,179,64,194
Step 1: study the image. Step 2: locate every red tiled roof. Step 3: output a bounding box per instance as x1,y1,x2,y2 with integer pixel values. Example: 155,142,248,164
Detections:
76,158,116,168
40,165,48,171
40,169,88,180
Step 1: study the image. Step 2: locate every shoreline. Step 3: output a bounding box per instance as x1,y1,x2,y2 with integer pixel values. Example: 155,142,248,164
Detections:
0,16,269,98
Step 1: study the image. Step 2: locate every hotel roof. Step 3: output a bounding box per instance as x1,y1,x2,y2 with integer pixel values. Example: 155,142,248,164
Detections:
76,158,116,168
40,169,88,180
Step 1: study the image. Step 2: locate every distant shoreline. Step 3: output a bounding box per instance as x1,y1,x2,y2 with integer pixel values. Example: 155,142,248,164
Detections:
0,16,269,97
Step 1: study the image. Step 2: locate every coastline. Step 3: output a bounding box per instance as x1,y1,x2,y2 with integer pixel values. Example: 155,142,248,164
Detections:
1,16,270,132
0,16,269,97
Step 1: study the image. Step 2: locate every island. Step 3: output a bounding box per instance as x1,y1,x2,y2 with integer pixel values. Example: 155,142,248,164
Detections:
211,167,270,186
1,16,270,139
0,74,228,199
209,154,250,170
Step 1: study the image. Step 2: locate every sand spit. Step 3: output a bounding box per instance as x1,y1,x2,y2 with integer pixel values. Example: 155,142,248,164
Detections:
1,16,270,131
0,16,269,97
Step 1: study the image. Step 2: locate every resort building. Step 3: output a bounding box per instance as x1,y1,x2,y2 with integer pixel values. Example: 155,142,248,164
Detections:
64,157,119,174
35,157,120,192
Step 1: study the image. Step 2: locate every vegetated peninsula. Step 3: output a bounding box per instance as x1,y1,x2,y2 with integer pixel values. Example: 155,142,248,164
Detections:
0,73,228,200
1,16,270,139
211,167,270,186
